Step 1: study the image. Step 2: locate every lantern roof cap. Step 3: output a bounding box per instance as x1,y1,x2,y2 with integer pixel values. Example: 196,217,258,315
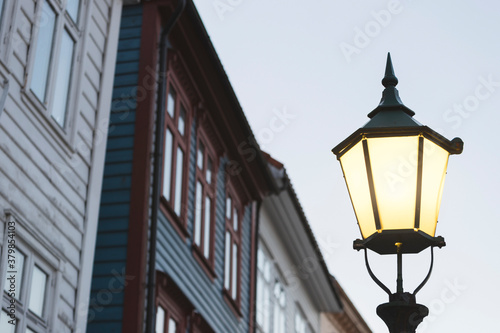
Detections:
331,53,464,158
366,53,416,123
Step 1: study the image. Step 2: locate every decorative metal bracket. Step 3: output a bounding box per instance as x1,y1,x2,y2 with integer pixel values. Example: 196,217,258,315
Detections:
362,247,392,296
355,239,438,297
413,246,434,295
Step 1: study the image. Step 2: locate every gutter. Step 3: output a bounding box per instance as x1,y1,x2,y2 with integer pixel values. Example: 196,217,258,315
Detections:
145,1,187,332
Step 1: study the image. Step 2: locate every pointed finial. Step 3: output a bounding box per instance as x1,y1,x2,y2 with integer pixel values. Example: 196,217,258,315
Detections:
366,53,415,119
382,53,398,87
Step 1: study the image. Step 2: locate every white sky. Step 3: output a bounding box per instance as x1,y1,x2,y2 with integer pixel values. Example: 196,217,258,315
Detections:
192,0,500,331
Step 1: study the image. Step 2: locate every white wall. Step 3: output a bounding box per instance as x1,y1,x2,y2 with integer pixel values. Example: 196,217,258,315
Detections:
259,203,320,333
0,0,122,331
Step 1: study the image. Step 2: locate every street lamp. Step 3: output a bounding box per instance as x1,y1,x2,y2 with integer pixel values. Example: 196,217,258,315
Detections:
332,54,463,333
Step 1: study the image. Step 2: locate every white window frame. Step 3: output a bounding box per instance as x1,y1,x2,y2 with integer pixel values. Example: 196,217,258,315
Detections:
256,243,288,333
23,0,84,142
256,246,272,333
0,0,19,63
0,211,64,333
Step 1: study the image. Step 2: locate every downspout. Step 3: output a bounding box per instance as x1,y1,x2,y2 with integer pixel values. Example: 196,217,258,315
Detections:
145,1,186,333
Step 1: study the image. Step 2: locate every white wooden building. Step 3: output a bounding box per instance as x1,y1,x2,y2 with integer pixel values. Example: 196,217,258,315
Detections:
0,0,122,332
256,153,343,333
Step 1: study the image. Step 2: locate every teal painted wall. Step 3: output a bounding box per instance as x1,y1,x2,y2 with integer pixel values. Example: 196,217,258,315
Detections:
87,5,142,333
88,4,254,332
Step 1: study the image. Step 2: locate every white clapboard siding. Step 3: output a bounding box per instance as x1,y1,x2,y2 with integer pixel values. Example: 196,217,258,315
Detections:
0,0,123,332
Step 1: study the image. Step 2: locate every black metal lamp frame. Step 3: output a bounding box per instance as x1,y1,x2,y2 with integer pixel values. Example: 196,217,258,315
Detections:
332,54,463,332
355,240,444,333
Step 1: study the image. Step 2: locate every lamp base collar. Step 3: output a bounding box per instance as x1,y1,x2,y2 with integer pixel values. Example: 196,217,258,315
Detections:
377,293,428,333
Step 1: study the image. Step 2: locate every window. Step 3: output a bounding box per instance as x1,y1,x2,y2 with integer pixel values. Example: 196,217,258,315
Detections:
155,272,198,333
155,305,180,333
223,188,242,308
1,240,54,332
295,307,313,333
193,131,217,271
273,281,286,333
28,0,81,129
256,247,272,332
256,246,288,333
0,0,15,61
0,0,5,29
162,81,190,231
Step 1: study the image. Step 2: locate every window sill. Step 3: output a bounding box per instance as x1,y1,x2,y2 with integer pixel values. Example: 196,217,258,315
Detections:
160,197,189,240
222,289,242,319
191,245,216,281
20,88,76,156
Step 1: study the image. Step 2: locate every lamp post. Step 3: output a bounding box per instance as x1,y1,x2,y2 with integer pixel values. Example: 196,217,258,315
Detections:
332,53,463,333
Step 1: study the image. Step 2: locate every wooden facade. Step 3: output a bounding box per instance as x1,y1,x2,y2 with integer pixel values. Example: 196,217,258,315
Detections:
88,1,275,332
256,154,343,333
0,0,122,332
87,4,142,332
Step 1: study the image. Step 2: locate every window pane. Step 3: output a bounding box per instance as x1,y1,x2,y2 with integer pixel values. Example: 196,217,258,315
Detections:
224,231,231,290
264,256,271,282
263,287,270,331
226,196,231,219
0,311,15,333
168,318,177,333
197,141,204,170
167,88,176,118
233,207,238,231
295,310,306,333
194,181,203,247
174,147,184,216
256,251,271,333
66,0,80,23
0,0,5,24
231,243,238,299
256,274,264,328
280,289,286,307
29,266,48,317
203,196,211,258
274,282,286,333
51,30,75,127
257,248,264,272
178,106,186,136
3,250,25,300
162,129,173,201
156,306,165,333
206,157,213,184
31,2,56,101
279,309,286,333
274,301,281,333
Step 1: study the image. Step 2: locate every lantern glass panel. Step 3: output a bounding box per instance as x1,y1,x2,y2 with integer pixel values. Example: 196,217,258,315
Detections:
419,138,449,236
339,141,376,238
368,136,418,231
